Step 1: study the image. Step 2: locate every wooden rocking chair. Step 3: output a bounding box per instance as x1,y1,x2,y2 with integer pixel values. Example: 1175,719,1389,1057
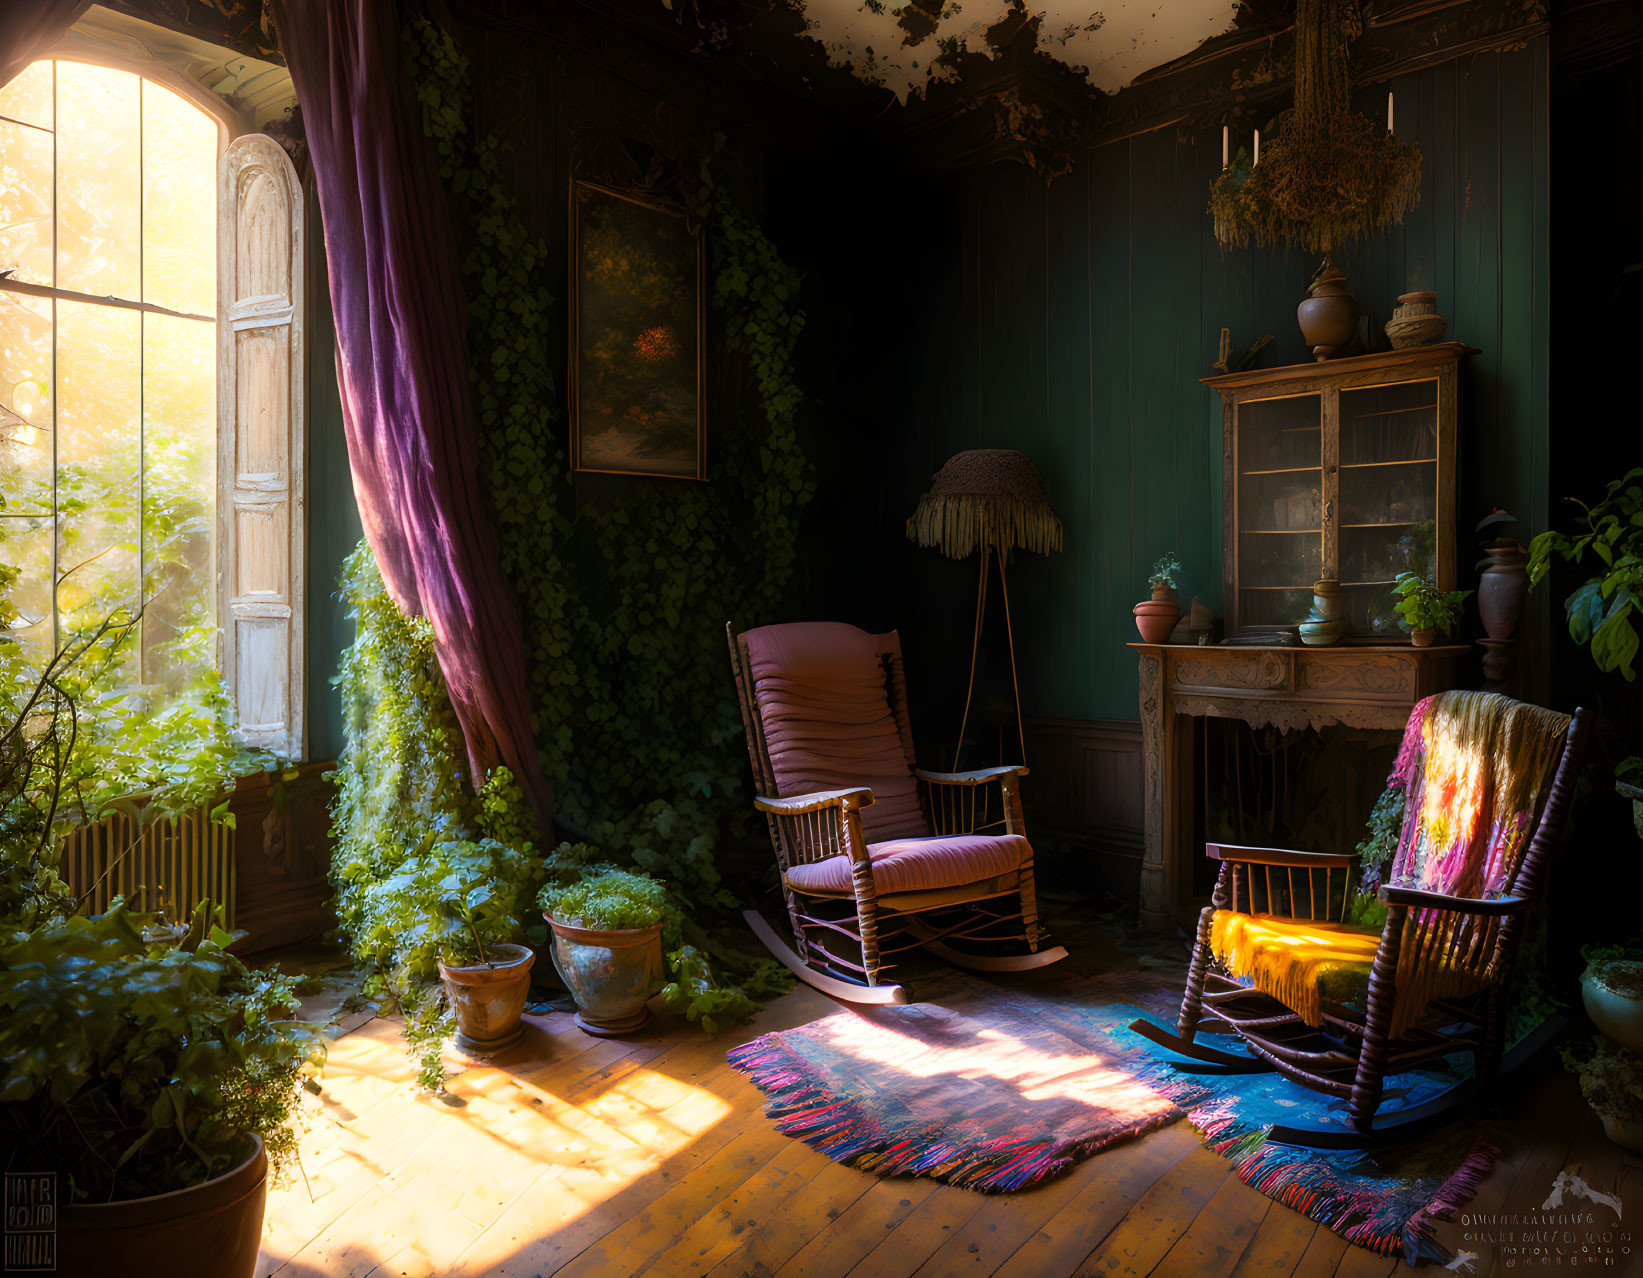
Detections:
727,620,1068,1004
1134,692,1590,1147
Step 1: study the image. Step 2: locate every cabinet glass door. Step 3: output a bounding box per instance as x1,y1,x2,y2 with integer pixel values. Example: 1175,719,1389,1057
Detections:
1337,378,1440,639
1236,393,1323,630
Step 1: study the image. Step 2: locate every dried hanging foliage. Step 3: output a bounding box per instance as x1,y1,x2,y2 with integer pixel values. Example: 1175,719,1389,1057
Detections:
1208,0,1422,254
906,449,1064,560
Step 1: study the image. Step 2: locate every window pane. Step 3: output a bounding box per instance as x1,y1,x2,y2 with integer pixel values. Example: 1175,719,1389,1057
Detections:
143,80,217,316
55,300,141,667
0,118,54,287
0,61,53,130
143,313,215,686
0,291,54,516
0,516,53,662
57,62,141,301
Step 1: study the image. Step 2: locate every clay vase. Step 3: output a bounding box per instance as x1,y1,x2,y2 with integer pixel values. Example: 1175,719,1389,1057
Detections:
1384,291,1447,349
1411,628,1436,648
1133,583,1179,644
1476,539,1529,641
1476,537,1529,681
1297,267,1361,361
438,943,535,1055
1311,578,1344,622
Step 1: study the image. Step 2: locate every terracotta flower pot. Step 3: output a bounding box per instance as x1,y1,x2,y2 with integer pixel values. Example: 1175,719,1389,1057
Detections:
57,1136,267,1278
439,943,535,1054
548,915,665,1037
1411,628,1436,648
1133,585,1179,644
1297,267,1361,360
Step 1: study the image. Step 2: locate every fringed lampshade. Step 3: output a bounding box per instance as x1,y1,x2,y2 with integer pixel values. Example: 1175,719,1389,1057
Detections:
906,449,1064,560
906,450,1062,770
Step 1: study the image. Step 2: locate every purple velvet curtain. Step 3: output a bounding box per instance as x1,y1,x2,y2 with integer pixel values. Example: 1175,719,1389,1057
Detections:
0,2,90,93
266,0,553,832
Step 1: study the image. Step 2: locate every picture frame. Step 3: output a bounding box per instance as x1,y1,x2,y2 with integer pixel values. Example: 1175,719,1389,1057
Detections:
569,178,706,480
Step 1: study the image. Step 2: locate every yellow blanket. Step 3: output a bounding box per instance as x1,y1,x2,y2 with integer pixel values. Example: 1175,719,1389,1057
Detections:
1210,911,1382,1029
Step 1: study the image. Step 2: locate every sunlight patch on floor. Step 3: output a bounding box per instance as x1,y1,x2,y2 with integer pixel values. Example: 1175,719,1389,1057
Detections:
818,1014,1177,1116
257,1015,731,1278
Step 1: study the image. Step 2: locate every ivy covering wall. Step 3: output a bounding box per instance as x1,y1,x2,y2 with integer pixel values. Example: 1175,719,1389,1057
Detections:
327,18,814,1068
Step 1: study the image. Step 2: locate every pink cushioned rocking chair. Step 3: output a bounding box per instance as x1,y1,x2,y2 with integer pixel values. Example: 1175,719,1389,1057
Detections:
727,620,1068,1004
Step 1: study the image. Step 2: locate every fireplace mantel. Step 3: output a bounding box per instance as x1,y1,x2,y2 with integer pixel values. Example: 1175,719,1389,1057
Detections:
1129,641,1466,932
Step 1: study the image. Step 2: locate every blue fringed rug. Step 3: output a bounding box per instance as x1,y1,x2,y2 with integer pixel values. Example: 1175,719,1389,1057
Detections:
727,971,1496,1267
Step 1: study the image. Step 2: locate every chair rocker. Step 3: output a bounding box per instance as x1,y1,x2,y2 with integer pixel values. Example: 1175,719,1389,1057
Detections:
727,620,1068,1004
1133,692,1589,1148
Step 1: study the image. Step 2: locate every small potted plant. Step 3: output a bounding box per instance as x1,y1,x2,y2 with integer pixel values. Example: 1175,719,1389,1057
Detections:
1134,552,1184,643
436,884,536,1054
1390,572,1471,647
540,866,669,1037
1582,941,1643,1053
1564,1034,1643,1153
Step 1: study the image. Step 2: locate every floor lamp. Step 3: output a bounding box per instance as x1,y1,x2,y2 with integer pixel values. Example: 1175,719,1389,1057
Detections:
906,449,1063,770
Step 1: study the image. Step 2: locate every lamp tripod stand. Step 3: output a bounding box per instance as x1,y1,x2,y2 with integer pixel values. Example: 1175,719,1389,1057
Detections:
952,543,1026,772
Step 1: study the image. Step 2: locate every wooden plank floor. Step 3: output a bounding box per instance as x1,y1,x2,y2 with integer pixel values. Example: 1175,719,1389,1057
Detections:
256,973,1638,1278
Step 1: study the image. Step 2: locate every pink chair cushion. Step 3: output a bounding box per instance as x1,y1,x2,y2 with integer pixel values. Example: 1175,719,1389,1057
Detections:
785,833,1031,897
744,621,929,842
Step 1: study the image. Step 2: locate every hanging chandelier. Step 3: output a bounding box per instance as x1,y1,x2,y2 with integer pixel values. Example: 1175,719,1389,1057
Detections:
1208,0,1422,254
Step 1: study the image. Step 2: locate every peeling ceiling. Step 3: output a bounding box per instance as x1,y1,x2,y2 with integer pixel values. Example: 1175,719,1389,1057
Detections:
793,0,1243,103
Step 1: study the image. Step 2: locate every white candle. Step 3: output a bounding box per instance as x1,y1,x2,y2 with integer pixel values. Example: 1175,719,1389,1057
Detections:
1222,125,1228,168
1387,90,1394,134
1253,129,1260,166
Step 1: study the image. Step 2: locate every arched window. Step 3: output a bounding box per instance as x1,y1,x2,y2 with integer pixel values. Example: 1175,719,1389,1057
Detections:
0,55,304,759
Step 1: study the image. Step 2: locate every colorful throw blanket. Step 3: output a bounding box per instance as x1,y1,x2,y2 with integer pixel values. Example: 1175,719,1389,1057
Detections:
1387,692,1570,899
1210,692,1570,1037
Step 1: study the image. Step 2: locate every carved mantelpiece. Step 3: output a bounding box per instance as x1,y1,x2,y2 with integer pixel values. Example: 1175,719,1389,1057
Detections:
1130,641,1465,932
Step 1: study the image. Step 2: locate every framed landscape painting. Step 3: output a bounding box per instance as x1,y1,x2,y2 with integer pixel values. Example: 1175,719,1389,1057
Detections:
570,179,706,479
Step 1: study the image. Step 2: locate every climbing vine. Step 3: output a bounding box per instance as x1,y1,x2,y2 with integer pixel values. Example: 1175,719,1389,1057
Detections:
329,19,809,1054
329,544,546,1088
404,19,810,896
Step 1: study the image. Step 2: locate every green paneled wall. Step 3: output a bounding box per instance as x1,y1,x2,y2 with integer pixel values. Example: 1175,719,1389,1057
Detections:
304,182,364,763
913,40,1550,724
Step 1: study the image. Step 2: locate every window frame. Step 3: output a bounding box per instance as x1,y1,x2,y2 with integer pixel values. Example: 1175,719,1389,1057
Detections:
1,36,308,761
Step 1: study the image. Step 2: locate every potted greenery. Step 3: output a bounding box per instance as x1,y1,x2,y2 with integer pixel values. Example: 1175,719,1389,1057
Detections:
1134,551,1184,643
0,903,322,1278
540,866,670,1036
1564,1034,1643,1153
1529,466,1643,682
0,632,323,1278
1581,941,1643,1053
1390,572,1471,647
436,885,536,1054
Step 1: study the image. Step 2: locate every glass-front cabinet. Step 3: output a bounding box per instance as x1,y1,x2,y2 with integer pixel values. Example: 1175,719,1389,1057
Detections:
1205,343,1469,642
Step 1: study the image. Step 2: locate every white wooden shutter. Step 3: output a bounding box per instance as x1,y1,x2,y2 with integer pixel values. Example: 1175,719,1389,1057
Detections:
219,134,305,759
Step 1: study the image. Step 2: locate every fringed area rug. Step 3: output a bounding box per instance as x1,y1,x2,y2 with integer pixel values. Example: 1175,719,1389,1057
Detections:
727,971,1497,1267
